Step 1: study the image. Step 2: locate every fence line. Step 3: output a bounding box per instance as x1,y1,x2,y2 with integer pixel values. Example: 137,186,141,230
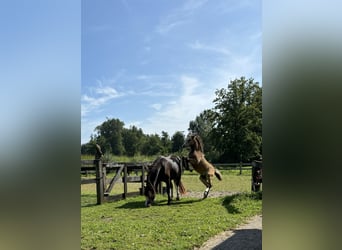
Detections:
81,160,151,204
81,160,255,204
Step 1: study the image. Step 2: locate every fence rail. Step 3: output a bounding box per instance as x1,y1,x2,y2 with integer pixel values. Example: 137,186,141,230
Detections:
81,159,255,204
81,160,150,204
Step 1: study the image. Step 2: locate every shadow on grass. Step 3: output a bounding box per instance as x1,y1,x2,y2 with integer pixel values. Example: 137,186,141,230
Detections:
222,192,262,214
212,229,262,250
116,197,203,209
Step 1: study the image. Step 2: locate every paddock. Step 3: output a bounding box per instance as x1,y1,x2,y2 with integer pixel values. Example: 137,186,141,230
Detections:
81,166,262,250
81,160,252,204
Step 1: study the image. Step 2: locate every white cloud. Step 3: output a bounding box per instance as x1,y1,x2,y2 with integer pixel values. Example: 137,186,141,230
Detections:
188,40,231,56
81,86,122,117
156,0,208,35
141,75,214,135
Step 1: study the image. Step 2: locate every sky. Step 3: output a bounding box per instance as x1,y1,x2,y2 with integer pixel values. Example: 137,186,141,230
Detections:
81,0,262,144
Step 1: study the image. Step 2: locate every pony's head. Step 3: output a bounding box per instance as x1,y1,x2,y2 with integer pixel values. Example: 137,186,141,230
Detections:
144,182,156,207
144,159,162,207
183,134,204,152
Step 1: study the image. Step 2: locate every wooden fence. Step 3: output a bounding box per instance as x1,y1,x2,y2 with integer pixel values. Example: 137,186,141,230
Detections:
81,160,151,204
81,160,257,204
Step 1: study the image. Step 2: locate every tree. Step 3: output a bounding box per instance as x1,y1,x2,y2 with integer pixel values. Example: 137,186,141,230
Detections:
211,77,262,162
141,134,163,155
171,131,185,153
94,118,125,155
122,126,144,156
160,131,172,154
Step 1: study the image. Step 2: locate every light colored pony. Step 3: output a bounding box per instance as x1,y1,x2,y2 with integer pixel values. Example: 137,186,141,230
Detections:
183,134,222,198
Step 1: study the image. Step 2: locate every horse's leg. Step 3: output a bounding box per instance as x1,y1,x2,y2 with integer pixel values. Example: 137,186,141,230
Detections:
166,179,172,205
170,181,174,199
200,174,212,199
174,179,180,200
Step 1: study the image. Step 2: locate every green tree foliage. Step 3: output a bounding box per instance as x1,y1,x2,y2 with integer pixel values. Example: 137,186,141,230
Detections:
171,131,185,153
81,120,179,156
94,118,125,155
141,134,163,155
160,131,172,154
122,126,144,156
211,77,262,162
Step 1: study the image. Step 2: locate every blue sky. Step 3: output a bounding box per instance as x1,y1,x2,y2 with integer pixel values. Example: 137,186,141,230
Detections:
81,0,261,144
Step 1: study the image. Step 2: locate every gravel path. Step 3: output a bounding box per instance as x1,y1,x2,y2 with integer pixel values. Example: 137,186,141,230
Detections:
195,215,262,250
183,191,262,250
182,191,239,199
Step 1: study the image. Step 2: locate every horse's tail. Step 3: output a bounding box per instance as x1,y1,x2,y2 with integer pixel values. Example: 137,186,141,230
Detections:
178,180,187,195
215,168,222,181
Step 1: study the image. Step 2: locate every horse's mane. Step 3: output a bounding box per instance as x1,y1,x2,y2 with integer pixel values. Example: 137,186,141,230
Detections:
193,135,204,152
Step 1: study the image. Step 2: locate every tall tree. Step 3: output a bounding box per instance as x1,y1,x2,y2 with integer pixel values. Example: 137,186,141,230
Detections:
94,118,125,155
160,131,172,154
122,126,144,156
212,77,262,162
171,131,185,153
141,134,163,155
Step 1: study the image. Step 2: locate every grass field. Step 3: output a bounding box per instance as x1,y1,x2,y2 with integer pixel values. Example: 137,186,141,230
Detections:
81,169,262,250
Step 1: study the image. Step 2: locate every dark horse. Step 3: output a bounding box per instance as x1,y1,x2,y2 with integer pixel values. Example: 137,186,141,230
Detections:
183,134,222,199
144,155,188,207
251,159,262,192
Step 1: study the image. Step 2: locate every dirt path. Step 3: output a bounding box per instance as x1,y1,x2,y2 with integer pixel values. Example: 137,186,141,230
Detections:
194,215,262,250
183,191,262,250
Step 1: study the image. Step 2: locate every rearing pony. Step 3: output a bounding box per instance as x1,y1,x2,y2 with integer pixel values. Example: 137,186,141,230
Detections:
183,134,222,198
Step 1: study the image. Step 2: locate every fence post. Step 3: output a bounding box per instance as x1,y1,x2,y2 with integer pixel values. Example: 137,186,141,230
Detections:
95,159,104,204
141,164,145,195
123,164,128,199
102,163,106,194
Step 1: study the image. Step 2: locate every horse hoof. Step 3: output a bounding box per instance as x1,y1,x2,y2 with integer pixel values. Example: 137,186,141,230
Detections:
203,191,209,199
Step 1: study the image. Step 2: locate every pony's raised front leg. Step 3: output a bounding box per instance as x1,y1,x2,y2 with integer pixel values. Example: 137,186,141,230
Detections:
199,175,212,199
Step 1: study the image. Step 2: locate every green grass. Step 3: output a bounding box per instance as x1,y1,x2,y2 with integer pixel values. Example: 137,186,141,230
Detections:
81,170,252,206
81,170,262,250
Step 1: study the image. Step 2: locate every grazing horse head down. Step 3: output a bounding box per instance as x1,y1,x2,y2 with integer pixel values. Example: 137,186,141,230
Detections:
183,134,222,199
144,156,186,207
